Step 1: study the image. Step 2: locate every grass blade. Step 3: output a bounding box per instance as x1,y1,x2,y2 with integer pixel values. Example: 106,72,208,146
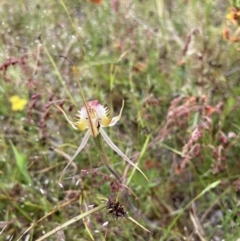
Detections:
10,141,32,184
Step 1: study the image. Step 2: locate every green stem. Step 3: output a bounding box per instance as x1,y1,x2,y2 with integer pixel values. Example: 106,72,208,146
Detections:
93,135,121,182
43,45,76,105
59,0,86,55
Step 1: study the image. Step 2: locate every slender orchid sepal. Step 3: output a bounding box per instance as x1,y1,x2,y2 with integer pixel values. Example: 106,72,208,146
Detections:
58,130,91,183
108,99,124,126
71,130,91,160
55,105,78,130
99,128,149,181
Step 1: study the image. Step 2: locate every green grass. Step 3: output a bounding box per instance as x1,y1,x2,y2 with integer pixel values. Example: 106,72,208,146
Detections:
1,0,240,240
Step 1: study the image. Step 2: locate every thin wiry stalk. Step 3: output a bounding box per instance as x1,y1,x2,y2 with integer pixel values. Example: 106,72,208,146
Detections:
43,46,76,105
72,66,98,137
93,135,121,182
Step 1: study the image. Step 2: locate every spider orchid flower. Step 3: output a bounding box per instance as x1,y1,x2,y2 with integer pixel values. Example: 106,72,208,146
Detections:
56,100,148,181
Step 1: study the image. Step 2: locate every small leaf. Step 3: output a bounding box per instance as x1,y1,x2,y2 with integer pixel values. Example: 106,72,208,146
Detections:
10,141,32,184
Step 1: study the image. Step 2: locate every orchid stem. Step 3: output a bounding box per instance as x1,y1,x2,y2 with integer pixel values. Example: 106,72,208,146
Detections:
94,135,121,182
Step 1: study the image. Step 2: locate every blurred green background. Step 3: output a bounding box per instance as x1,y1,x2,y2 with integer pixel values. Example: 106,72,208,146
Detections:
1,0,240,240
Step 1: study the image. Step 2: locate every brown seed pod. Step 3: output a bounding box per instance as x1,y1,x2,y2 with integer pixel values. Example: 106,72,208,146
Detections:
106,196,128,220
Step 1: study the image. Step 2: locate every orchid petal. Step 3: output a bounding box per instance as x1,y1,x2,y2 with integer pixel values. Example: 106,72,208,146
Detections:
59,130,91,183
94,101,108,118
91,101,111,127
56,105,77,130
99,128,148,181
75,120,89,131
100,116,111,127
75,106,94,132
108,99,124,126
77,101,100,137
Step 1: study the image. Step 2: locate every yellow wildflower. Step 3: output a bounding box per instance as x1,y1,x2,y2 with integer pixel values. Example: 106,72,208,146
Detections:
9,95,28,111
